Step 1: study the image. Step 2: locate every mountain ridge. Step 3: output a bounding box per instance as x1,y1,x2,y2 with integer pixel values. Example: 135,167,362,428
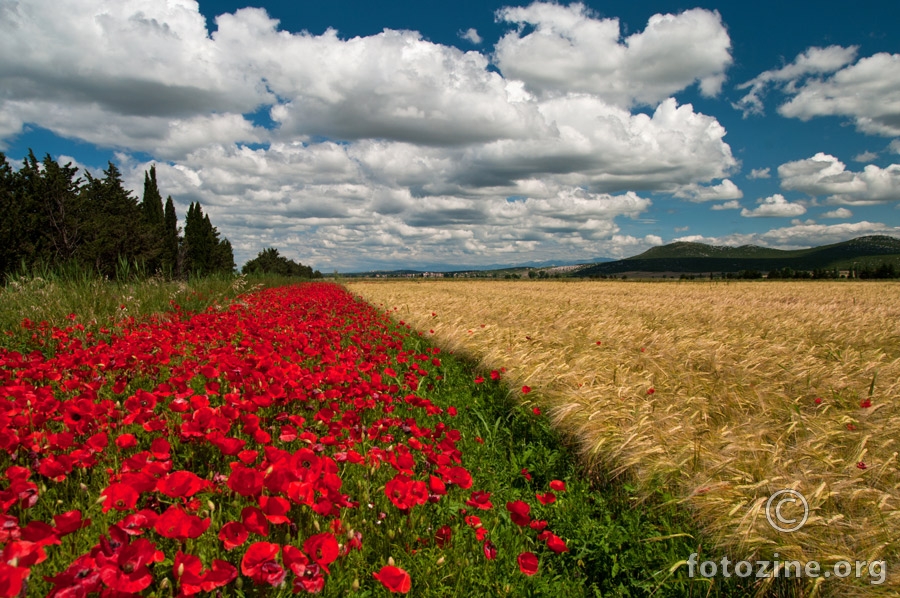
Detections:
574,235,900,277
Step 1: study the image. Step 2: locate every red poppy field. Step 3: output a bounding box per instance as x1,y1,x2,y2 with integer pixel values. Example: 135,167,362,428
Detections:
0,282,722,596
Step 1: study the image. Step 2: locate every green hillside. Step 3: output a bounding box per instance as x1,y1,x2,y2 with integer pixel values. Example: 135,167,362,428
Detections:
573,235,900,277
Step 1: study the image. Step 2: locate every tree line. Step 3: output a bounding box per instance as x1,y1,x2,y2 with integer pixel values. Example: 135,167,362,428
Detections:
0,151,234,282
241,248,322,279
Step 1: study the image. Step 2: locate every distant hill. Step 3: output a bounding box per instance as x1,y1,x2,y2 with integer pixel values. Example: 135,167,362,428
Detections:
342,257,612,277
573,235,900,277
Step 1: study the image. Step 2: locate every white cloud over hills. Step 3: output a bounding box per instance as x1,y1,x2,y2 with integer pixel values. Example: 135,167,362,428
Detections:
778,153,900,205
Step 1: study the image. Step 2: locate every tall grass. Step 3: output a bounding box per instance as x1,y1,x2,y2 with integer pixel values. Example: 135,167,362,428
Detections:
347,279,900,597
0,268,302,353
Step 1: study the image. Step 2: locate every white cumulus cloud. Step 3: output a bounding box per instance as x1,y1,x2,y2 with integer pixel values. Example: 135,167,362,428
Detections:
711,200,741,210
736,44,900,138
673,179,742,202
778,52,900,137
494,3,731,106
740,194,807,218
778,153,900,204
459,28,482,44
821,207,853,219
734,45,858,117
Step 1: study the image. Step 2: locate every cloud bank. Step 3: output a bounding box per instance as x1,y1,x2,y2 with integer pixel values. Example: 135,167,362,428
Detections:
2,1,894,268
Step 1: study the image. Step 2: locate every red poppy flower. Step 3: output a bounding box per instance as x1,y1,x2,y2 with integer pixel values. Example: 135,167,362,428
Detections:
529,519,548,531
53,510,90,536
227,463,264,497
174,551,204,595
154,505,210,540
201,559,238,593
373,565,412,593
219,522,249,550
549,480,566,492
150,437,171,459
545,533,569,553
2,540,47,568
517,551,539,576
116,508,159,536
115,434,138,449
522,386,532,394
303,532,339,573
434,525,452,548
443,466,473,489
96,537,164,593
157,470,208,498
466,490,493,510
536,491,556,505
0,564,29,597
101,482,140,513
428,475,447,496
482,539,497,560
506,500,531,526
282,545,309,576
241,542,285,586
385,474,429,512
241,506,270,537
259,495,292,524
19,522,59,548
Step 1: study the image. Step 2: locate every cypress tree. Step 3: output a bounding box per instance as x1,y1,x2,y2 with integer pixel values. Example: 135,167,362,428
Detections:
0,153,20,280
163,195,179,276
141,166,165,231
78,162,153,278
140,165,166,273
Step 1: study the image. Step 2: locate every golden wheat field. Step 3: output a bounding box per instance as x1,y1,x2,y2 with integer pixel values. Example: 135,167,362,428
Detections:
348,279,900,596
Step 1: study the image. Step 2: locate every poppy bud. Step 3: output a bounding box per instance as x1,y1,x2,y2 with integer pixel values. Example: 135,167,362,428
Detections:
436,557,445,565
313,519,320,531
351,578,360,591
388,556,395,566
207,500,215,512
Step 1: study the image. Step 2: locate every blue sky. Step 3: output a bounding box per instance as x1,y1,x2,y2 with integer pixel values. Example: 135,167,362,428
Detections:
2,0,899,271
